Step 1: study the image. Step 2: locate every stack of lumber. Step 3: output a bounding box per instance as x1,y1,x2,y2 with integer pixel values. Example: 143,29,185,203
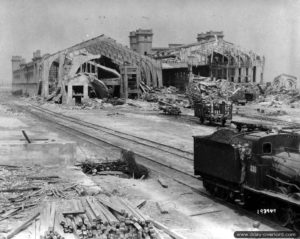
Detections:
6,196,186,239
58,196,159,239
39,202,64,239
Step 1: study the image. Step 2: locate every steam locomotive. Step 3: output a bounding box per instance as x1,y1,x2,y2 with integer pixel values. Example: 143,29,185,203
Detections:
194,128,300,230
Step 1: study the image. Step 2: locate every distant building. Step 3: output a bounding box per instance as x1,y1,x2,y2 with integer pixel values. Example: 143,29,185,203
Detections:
129,29,153,55
197,31,224,42
11,35,162,100
147,31,265,90
273,74,297,90
11,50,42,96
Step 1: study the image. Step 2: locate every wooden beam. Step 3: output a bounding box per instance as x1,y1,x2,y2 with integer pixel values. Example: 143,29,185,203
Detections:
101,78,120,86
87,61,120,77
6,212,40,239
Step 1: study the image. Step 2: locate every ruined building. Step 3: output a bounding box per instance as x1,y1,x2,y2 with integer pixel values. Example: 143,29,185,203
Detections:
12,35,162,104
12,30,265,101
149,31,265,91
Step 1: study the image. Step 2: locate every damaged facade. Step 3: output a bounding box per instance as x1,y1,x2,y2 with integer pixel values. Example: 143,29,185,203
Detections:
149,31,265,91
12,30,265,102
11,35,162,104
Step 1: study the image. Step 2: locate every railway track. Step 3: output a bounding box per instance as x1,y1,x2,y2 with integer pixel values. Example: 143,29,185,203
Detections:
234,112,300,129
16,102,289,233
30,104,193,161
18,103,194,176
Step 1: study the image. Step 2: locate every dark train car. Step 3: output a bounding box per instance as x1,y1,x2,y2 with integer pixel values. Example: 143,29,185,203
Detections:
194,129,242,184
194,101,232,126
194,129,300,230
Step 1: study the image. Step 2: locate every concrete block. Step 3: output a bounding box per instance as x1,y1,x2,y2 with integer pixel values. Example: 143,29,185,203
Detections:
0,140,76,166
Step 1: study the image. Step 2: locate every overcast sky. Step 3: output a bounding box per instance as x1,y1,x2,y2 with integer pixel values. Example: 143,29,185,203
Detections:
1,0,299,85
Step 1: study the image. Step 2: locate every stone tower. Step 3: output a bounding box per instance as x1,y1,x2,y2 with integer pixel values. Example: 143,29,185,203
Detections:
129,29,153,55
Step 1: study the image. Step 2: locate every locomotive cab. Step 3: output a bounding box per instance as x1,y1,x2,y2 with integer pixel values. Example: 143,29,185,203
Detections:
243,131,300,193
194,128,300,230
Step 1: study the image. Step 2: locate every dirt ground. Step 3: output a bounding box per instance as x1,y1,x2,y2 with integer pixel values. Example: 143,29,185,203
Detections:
0,93,286,239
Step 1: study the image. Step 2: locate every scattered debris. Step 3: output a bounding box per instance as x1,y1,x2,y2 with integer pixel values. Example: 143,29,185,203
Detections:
157,178,168,188
252,221,261,229
190,209,222,217
158,101,181,115
150,218,187,239
8,196,170,239
186,78,258,107
136,200,147,209
21,130,31,143
156,202,168,214
6,212,40,239
79,149,149,179
120,149,149,179
0,166,84,223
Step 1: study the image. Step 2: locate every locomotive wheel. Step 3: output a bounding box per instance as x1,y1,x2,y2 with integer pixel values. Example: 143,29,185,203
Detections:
203,180,214,194
202,180,209,191
218,187,228,200
212,186,219,196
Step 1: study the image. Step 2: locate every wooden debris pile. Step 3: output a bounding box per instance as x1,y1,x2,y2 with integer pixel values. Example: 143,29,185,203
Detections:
4,196,186,239
79,160,128,176
79,149,149,179
0,165,82,223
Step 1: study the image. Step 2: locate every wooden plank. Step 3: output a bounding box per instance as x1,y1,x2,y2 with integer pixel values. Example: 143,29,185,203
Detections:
81,198,97,224
86,197,108,224
190,209,222,217
0,187,41,193
120,198,145,222
101,78,121,86
39,204,48,237
97,196,123,214
48,202,56,231
0,208,20,220
136,200,147,209
150,219,187,239
75,200,85,213
96,200,118,225
62,200,85,215
110,196,126,213
97,171,124,176
6,212,40,239
27,176,59,180
157,178,168,188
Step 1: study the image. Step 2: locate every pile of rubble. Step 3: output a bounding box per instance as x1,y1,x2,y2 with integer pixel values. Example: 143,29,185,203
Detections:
0,165,84,229
0,165,183,239
79,149,149,179
257,85,300,108
140,83,190,112
186,78,259,106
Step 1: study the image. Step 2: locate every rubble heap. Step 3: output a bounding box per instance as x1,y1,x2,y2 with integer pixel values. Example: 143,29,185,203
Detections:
186,78,259,106
79,149,149,179
257,83,300,108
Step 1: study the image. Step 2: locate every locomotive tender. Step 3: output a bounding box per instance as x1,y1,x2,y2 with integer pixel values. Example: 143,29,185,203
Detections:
194,129,300,230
